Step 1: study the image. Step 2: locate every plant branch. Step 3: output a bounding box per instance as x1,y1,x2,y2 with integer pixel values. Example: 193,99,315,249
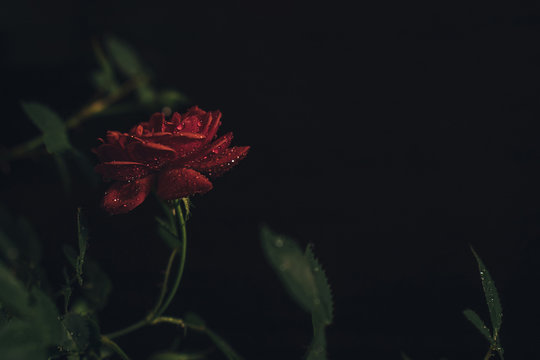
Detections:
101,335,131,360
104,199,188,340
484,347,493,360
156,200,188,317
148,247,179,318
6,76,146,161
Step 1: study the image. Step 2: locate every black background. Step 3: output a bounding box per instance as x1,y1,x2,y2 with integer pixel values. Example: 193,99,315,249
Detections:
2,0,540,359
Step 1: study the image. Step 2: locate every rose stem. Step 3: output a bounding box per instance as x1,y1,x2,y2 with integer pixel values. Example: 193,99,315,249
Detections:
100,335,131,360
104,199,188,339
155,200,188,317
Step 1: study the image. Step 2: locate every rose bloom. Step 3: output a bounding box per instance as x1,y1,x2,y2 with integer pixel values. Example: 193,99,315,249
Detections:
93,106,249,214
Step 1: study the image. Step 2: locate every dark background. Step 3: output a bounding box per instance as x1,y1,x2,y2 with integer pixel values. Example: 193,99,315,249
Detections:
2,0,540,359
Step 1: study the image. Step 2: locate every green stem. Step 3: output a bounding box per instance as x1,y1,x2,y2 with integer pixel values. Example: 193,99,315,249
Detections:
484,347,493,360
101,335,131,360
152,316,205,332
104,199,188,339
149,247,179,317
157,201,187,317
105,319,148,339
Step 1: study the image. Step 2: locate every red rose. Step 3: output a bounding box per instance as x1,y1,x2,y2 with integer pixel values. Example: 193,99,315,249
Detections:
93,106,249,214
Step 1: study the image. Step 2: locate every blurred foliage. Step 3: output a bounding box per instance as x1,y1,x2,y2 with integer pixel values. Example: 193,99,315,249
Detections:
261,226,334,360
463,247,504,360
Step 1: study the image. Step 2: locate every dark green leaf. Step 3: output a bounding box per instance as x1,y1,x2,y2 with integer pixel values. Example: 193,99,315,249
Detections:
105,37,145,77
137,84,157,105
62,267,72,314
0,319,45,360
463,309,493,343
261,226,318,313
14,217,41,264
68,149,99,188
470,247,503,337
148,351,208,360
205,328,243,360
91,39,119,94
29,289,63,345
76,208,88,286
62,313,90,352
497,346,505,360
183,312,205,329
54,154,71,194
157,217,180,249
306,319,327,360
0,230,18,264
81,260,112,312
157,90,188,107
0,262,30,315
305,244,333,325
21,102,71,154
63,244,77,269
401,353,413,360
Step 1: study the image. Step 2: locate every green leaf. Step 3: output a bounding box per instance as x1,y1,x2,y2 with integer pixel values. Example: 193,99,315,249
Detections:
183,312,205,329
0,262,30,315
62,313,90,352
148,351,208,360
81,260,112,312
14,217,41,264
401,353,413,360
261,226,318,313
0,319,45,360
62,267,72,314
157,217,180,249
0,277,62,359
470,246,503,338
21,102,71,154
157,90,188,107
305,244,333,325
0,229,18,264
463,309,493,343
306,319,327,360
54,154,71,194
76,208,88,286
63,244,77,269
137,84,157,105
91,39,119,94
105,37,145,78
183,312,243,360
29,288,63,345
205,328,243,360
68,149,99,188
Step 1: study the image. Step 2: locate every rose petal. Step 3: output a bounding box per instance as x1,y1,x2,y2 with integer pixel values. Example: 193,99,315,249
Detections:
148,112,165,132
105,131,129,147
202,111,222,143
102,175,154,214
145,133,205,158
93,143,131,162
189,146,249,177
127,141,177,169
176,132,233,165
95,161,151,181
207,132,233,154
156,168,213,200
